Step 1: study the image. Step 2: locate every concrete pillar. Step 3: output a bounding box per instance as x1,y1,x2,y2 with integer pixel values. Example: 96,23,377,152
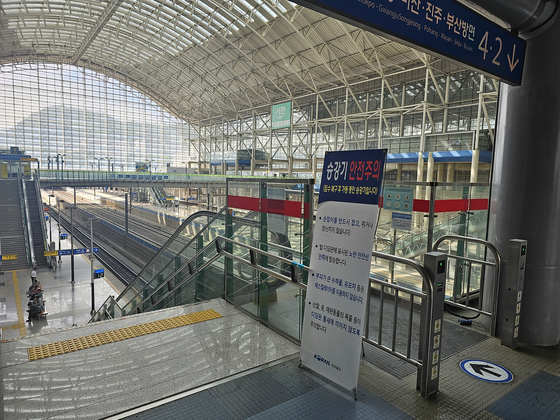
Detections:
425,152,434,200
312,156,318,180
288,157,293,177
437,163,445,183
488,7,560,346
396,164,403,182
470,149,480,183
416,154,424,200
415,154,425,226
446,163,455,183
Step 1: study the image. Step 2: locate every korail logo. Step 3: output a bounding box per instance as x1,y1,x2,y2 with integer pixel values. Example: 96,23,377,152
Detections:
314,354,331,366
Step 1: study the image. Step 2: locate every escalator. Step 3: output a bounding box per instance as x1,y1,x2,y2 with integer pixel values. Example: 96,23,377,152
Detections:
91,205,303,322
25,178,50,268
376,211,488,259
149,187,165,207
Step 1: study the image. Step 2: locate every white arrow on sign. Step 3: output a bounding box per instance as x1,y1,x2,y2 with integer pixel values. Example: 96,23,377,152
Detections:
460,359,513,383
508,44,520,72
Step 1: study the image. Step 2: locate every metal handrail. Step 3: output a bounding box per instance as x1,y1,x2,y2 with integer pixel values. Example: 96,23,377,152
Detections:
116,207,224,302
216,237,436,368
33,174,53,267
90,295,122,322
138,245,224,313
433,234,501,336
364,251,433,379
19,174,34,267
215,237,440,398
216,236,308,291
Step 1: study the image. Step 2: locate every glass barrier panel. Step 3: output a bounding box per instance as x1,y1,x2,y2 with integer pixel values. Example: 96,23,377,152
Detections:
262,267,306,341
120,210,225,314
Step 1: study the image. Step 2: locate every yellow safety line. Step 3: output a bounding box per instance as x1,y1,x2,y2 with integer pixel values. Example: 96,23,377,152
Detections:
27,308,222,362
12,271,27,337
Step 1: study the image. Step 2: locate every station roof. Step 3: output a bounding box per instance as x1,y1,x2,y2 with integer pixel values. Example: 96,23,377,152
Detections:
0,0,500,123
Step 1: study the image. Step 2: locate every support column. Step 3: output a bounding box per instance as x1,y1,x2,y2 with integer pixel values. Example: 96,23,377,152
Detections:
312,156,318,180
470,149,480,183
488,7,560,346
416,154,424,199
396,164,403,182
425,152,434,200
446,163,455,183
437,163,445,183
415,155,425,226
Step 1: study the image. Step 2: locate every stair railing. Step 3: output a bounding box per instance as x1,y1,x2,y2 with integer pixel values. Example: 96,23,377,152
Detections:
18,173,34,267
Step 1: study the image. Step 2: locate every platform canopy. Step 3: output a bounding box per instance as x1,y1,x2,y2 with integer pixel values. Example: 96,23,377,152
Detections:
0,0,505,123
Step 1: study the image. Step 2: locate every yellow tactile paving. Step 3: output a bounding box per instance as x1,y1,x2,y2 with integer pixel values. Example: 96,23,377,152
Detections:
27,309,222,361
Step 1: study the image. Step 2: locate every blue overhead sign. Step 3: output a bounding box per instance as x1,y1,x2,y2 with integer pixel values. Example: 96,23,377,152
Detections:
70,247,100,255
0,154,32,161
292,0,525,85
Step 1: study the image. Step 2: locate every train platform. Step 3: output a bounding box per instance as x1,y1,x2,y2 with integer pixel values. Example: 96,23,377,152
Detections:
0,220,126,341
70,187,204,221
2,188,560,419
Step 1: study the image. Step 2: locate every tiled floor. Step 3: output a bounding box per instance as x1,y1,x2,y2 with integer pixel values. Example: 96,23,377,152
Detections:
1,189,195,341
0,221,126,341
0,299,300,419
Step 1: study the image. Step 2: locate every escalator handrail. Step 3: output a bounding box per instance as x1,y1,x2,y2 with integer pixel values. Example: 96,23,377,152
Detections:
116,207,225,301
131,240,223,314
140,234,307,313
20,174,35,267
117,206,273,303
33,174,53,267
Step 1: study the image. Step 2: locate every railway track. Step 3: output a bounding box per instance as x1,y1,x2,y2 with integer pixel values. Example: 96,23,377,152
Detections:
48,208,138,286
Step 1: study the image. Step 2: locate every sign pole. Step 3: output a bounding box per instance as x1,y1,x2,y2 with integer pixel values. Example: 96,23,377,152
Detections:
57,199,64,264
88,217,95,315
70,206,75,284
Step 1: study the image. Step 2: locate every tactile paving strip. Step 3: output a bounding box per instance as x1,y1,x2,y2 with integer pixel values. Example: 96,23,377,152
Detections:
27,309,222,361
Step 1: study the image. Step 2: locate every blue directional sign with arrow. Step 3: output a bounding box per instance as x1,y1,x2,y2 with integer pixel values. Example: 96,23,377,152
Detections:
460,359,513,383
46,247,100,257
291,0,526,85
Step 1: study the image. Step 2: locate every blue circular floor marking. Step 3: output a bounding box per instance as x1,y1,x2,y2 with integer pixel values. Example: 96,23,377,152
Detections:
460,359,513,383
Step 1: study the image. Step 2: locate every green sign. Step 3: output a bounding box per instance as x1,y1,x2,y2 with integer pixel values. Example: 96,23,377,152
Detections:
271,101,292,130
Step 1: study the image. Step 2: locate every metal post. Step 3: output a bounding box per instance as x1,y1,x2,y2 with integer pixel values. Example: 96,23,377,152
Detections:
259,182,269,321
89,218,95,315
500,239,527,348
57,199,64,263
390,228,396,283
124,193,129,249
418,252,447,398
48,195,53,244
426,182,436,252
70,206,75,283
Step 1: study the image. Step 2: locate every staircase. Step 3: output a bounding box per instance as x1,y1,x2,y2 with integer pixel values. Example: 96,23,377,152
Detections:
0,179,28,270
25,180,49,269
